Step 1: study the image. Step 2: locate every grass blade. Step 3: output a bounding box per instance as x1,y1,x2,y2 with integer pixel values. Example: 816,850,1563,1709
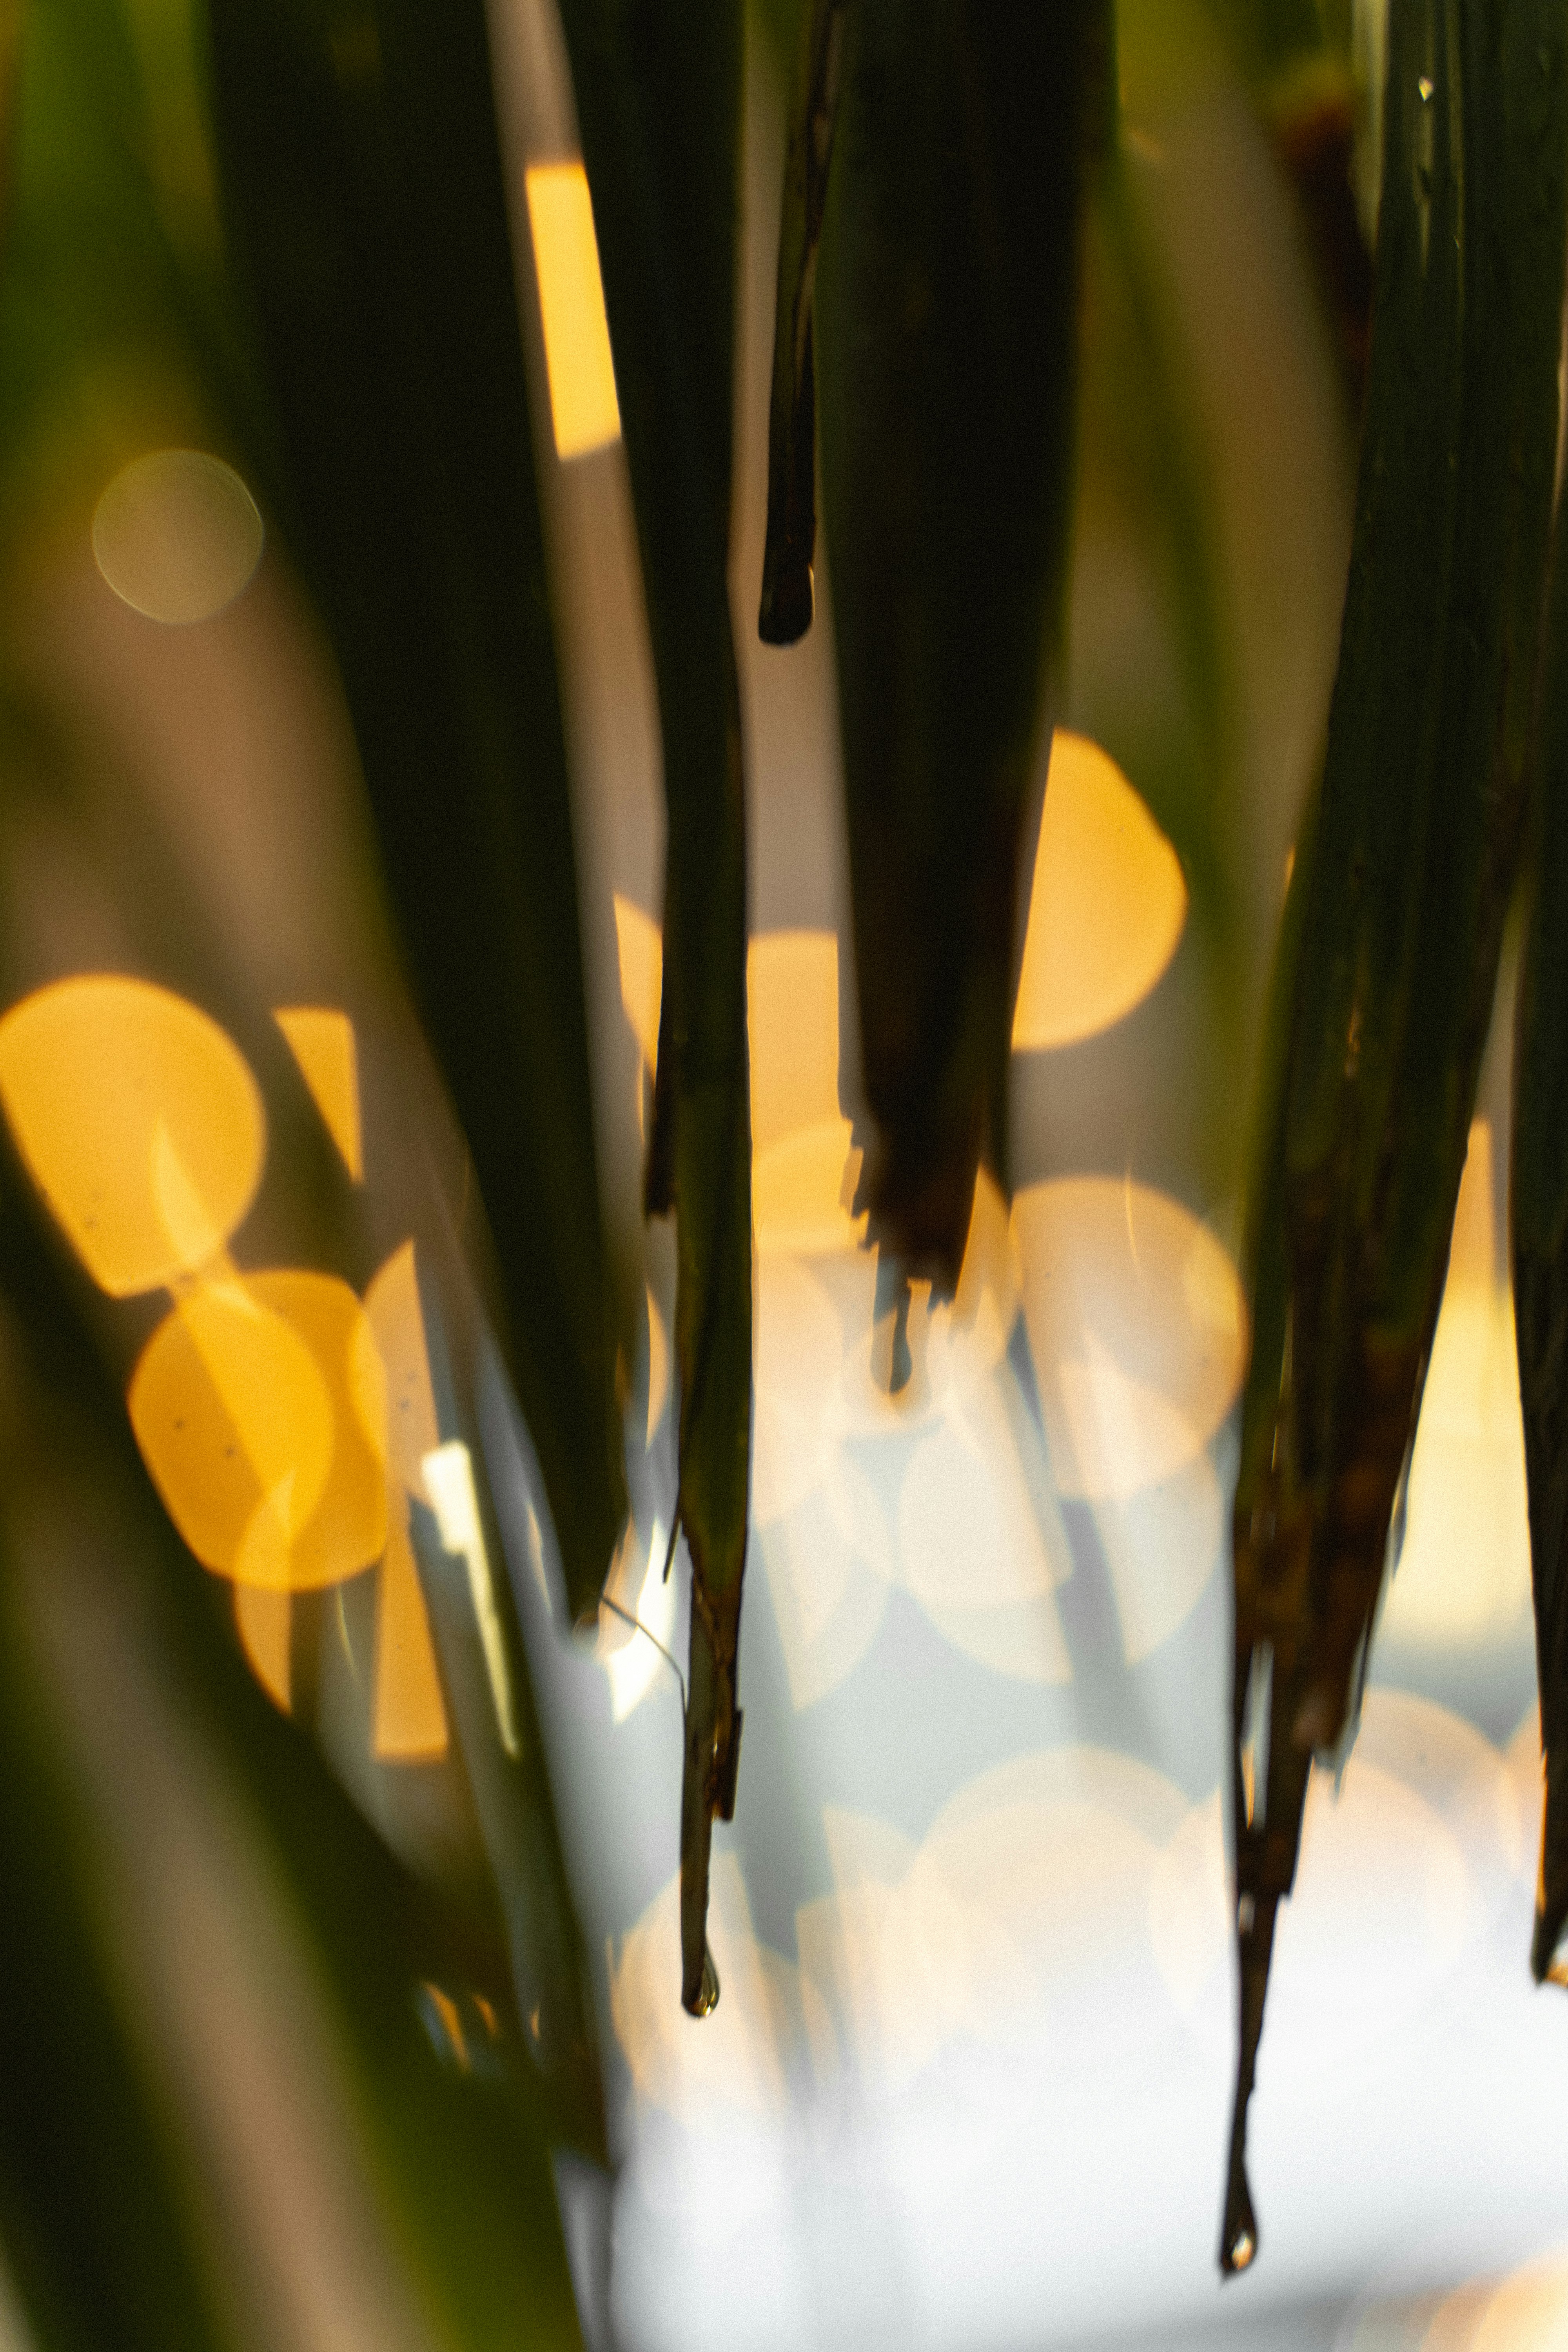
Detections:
0,1115,589,2351
1226,0,1568,2267
815,0,1093,1292
756,0,847,646
552,0,751,2014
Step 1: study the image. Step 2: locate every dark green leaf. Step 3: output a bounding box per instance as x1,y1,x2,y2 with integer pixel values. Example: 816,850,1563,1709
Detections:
1227,0,1568,2268
815,0,1094,1290
550,0,750,2015
0,1575,238,2352
756,0,847,645
205,0,627,1633
0,1118,588,2352
1513,405,1568,1987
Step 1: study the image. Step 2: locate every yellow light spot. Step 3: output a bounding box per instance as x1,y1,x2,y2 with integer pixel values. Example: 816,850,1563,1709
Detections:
1012,732,1187,1051
643,1281,670,1447
0,976,265,1296
422,1440,519,1757
1381,1119,1532,1654
753,1119,865,1254
151,1122,233,1272
1426,2262,1568,2352
748,931,862,1251
1445,1114,1497,1290
748,931,842,1153
374,1507,449,1760
274,1007,363,1181
613,893,662,1072
615,909,864,1247
361,1241,448,1757
235,1580,291,1712
364,1240,442,1499
92,449,264,624
1012,1177,1246,1497
129,1269,388,1590
525,162,622,460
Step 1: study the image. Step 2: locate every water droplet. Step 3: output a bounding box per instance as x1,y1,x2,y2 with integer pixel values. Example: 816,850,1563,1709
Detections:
1417,74,1434,102
1221,2157,1258,2279
691,1945,721,2017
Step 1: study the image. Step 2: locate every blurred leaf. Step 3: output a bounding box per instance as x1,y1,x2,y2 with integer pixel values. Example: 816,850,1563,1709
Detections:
553,0,751,2015
1076,145,1239,959
1226,0,1568,2270
814,0,1094,1288
1513,430,1568,1986
1204,0,1375,405
756,0,846,646
0,1114,588,2350
205,0,628,1633
1204,0,1339,81
0,643,612,2163
406,1247,610,2161
0,1574,239,2352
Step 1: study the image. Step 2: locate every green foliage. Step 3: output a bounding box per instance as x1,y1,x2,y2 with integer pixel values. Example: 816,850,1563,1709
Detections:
1226,0,1568,2271
0,1129,588,2351
9,0,1568,2328
813,0,1094,1286
548,0,751,2015
206,0,627,1639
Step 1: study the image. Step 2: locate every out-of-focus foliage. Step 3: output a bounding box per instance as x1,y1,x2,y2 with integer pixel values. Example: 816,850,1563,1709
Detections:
11,0,1568,2330
0,0,600,2343
208,0,626,1641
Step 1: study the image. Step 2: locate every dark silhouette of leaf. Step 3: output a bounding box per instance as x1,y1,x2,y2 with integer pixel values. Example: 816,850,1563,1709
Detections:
0,1591,240,2352
1226,0,1568,2271
206,0,627,1633
814,0,1094,1292
757,0,847,646
0,1114,588,2352
0,664,611,2164
551,0,751,2014
1513,436,1568,1989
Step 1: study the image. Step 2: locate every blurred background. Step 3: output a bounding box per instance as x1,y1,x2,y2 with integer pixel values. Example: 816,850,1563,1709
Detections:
4,0,1567,2347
